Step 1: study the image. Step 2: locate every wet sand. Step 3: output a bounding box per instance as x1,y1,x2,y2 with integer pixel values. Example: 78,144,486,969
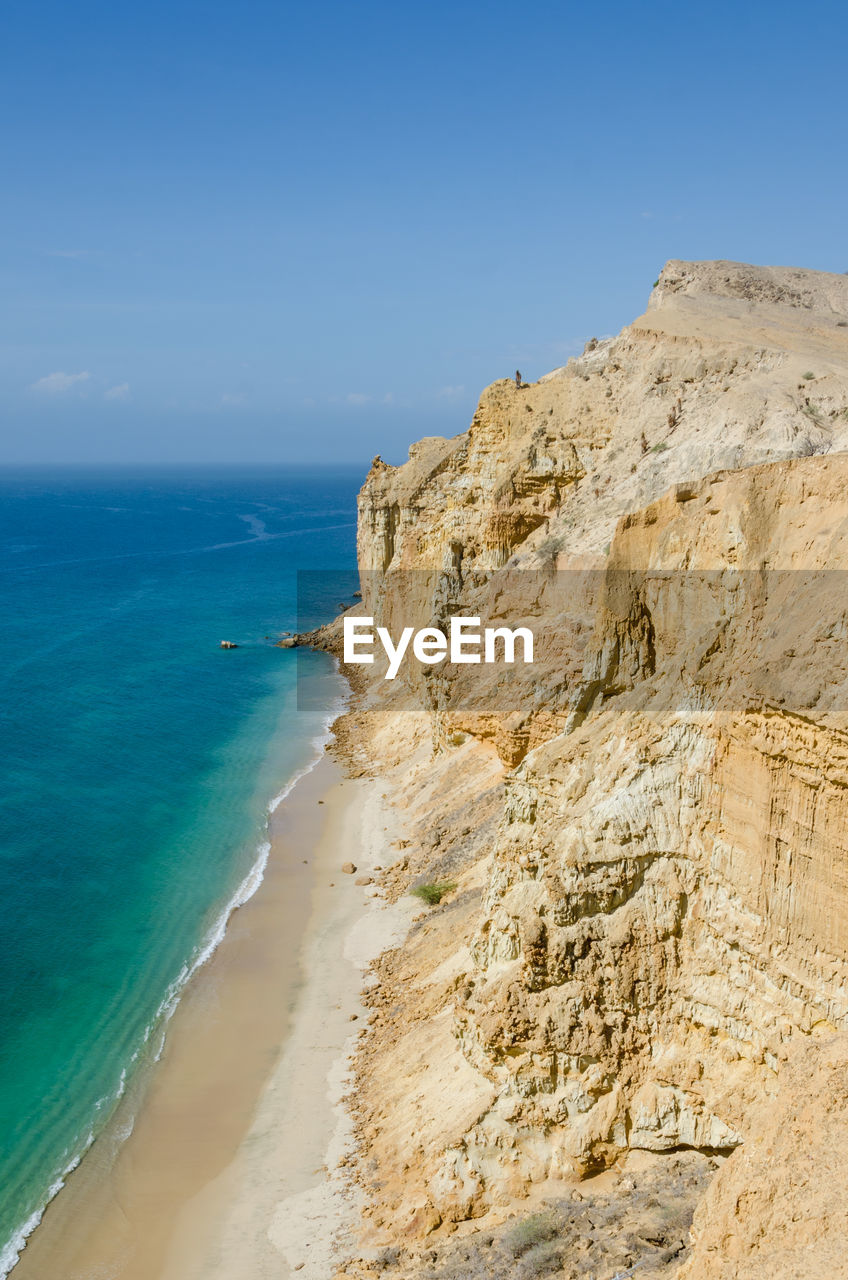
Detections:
13,752,408,1280
158,764,412,1280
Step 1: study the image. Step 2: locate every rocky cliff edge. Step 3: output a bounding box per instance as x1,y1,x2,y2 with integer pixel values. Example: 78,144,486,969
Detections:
331,262,848,1280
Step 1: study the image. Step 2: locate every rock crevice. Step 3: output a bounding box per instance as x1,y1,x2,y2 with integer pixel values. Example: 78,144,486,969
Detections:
335,261,848,1277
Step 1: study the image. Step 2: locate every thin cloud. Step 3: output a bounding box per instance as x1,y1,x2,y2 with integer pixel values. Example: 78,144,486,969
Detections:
344,391,394,406
221,391,248,405
104,382,130,400
30,370,91,393
437,384,466,399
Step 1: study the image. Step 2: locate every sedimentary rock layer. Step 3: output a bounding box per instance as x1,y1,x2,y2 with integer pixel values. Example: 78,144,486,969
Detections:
332,262,848,1277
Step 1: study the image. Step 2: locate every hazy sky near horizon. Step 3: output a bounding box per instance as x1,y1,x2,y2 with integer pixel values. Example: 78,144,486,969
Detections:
1,0,846,466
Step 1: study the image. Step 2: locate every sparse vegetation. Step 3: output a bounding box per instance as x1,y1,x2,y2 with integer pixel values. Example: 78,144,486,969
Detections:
411,880,457,906
377,1151,715,1280
374,1245,402,1271
517,1239,565,1277
505,1211,559,1258
802,370,816,379
653,278,660,287
538,534,564,564
651,441,669,453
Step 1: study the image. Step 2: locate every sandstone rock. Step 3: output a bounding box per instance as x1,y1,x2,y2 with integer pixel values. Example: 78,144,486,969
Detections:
678,1034,848,1280
341,862,357,874
328,262,848,1270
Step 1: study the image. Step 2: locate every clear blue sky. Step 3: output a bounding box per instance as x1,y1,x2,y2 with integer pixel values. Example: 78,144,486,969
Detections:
1,0,846,465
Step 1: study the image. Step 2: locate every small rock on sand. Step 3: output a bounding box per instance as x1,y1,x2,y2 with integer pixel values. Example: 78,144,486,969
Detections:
355,876,373,886
341,862,357,874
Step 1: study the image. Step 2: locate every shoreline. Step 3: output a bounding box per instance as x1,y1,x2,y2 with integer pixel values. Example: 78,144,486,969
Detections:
158,755,414,1280
3,661,350,1280
11,725,407,1279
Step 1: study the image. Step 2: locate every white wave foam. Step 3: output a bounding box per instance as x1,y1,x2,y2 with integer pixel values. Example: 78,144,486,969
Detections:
115,1117,135,1144
0,1054,139,1276
0,1137,93,1278
0,665,353,1278
0,831,277,1278
270,666,349,812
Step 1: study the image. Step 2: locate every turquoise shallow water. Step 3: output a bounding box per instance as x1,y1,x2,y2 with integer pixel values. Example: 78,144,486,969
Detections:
0,466,359,1273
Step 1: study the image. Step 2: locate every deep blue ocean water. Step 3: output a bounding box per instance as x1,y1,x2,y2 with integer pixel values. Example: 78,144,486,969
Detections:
0,466,360,1273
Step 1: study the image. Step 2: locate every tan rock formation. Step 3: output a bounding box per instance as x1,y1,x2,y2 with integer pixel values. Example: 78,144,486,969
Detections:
678,1032,848,1279
330,262,848,1276
357,258,848,583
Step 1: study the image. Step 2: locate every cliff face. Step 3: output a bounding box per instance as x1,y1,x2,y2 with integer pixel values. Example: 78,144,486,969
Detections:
341,262,848,1274
460,457,848,1190
359,258,848,581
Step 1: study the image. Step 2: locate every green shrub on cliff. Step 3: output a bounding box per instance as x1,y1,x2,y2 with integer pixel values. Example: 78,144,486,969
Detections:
411,880,456,906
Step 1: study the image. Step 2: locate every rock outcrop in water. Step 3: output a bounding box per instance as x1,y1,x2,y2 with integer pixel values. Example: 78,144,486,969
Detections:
331,261,848,1278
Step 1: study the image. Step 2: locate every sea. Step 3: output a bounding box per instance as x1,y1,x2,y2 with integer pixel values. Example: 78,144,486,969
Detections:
0,465,360,1274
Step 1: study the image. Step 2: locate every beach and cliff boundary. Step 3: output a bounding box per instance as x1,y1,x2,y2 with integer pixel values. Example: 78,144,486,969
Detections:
14,259,848,1280
291,261,848,1279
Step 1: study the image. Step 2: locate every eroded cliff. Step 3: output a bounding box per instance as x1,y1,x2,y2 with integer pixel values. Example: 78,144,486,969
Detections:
333,261,848,1279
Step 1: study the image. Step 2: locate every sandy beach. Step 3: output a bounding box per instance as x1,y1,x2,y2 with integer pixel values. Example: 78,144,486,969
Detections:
13,748,412,1280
